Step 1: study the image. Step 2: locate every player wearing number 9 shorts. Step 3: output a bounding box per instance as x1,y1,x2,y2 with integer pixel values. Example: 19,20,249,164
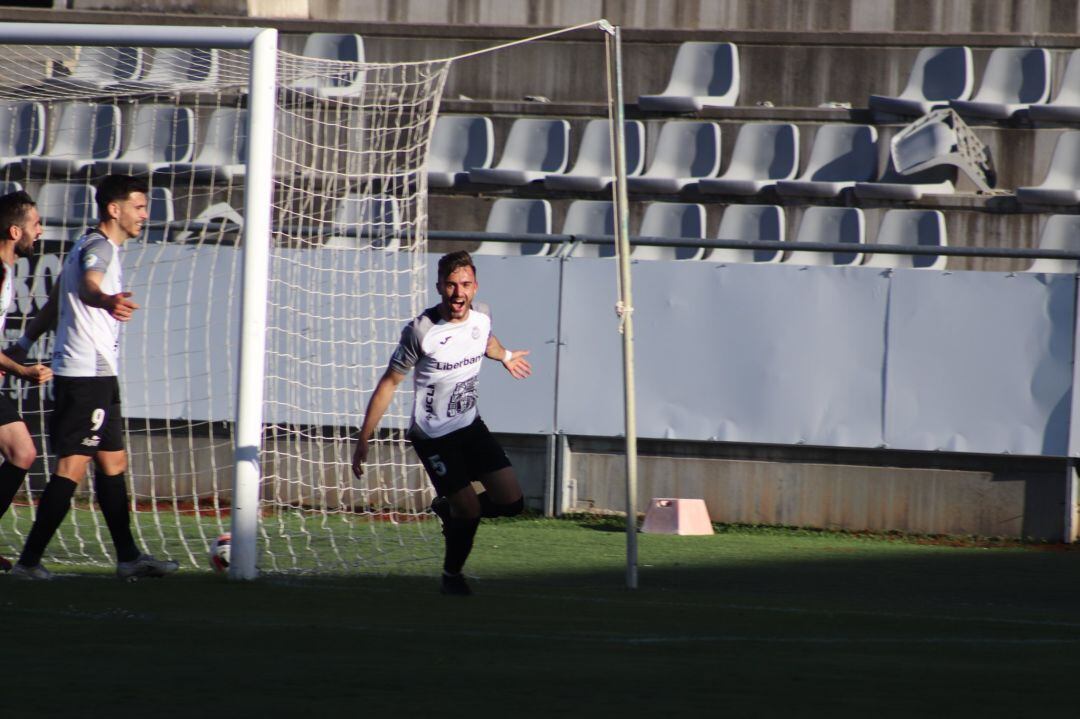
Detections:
351,251,533,596
9,175,178,581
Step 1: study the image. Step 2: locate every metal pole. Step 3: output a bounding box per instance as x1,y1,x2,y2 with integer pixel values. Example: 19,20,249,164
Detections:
229,27,278,581
606,26,639,589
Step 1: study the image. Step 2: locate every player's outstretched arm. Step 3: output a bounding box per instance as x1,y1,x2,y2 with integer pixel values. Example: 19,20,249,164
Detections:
79,269,139,321
352,368,407,478
3,279,60,364
486,333,531,380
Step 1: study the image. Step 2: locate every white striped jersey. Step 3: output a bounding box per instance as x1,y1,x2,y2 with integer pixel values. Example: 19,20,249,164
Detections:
52,229,124,377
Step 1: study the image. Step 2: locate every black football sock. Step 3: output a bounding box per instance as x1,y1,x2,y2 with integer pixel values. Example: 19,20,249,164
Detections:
18,475,77,567
442,516,480,575
94,472,140,563
0,461,28,520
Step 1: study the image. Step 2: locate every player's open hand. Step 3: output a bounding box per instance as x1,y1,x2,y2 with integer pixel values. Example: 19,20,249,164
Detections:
107,291,140,321
19,363,52,385
503,350,532,379
351,438,369,478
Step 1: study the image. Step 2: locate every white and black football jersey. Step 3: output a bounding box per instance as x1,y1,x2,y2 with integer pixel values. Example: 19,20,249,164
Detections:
52,229,124,377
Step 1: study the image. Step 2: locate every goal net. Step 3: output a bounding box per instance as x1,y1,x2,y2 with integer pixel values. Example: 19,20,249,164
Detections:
0,34,450,573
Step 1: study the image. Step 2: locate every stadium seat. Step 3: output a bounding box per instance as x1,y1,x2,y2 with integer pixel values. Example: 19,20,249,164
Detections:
326,195,401,249
868,46,974,117
697,122,799,196
1015,131,1080,205
0,181,22,195
543,119,645,192
474,198,552,256
637,42,740,111
633,202,706,261
36,182,97,241
157,107,247,183
170,201,243,244
288,33,366,98
1029,49,1080,122
853,156,956,201
706,204,785,264
0,101,45,170
48,46,145,90
468,118,570,186
108,47,221,93
1025,214,1080,273
775,124,878,198
863,209,948,270
561,199,614,257
427,115,494,188
949,47,1051,120
24,102,121,176
144,186,174,243
784,207,865,266
93,104,194,176
626,120,721,194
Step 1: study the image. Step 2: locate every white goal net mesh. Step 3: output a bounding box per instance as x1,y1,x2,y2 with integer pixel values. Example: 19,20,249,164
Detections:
0,41,450,573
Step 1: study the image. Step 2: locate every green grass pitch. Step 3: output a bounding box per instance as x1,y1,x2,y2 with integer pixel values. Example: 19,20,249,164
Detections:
4,516,1080,717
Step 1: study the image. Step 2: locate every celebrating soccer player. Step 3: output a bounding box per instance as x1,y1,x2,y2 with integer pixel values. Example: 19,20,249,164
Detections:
8,175,179,581
0,191,53,572
352,250,532,596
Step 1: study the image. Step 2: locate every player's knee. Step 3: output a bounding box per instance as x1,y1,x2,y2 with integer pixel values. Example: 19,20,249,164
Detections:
8,443,36,469
498,497,524,517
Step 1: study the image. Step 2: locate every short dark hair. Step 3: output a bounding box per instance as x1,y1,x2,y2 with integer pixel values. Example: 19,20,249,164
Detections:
0,190,36,241
437,250,476,284
95,175,148,220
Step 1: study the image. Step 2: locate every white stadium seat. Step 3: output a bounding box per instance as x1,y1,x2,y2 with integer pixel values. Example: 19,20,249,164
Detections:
632,202,706,261
785,207,865,267
468,118,570,186
1015,130,1080,206
698,122,799,196
157,107,247,183
561,199,615,258
474,198,552,256
775,124,878,198
427,115,494,188
1029,49,1080,122
638,42,740,111
24,102,121,176
707,204,786,264
1025,214,1080,274
949,47,1051,120
0,101,45,170
93,104,195,176
869,46,974,117
863,209,948,270
627,120,721,194
543,119,644,192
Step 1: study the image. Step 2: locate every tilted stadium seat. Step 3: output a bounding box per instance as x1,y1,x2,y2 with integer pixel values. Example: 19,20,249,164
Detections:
775,124,878,198
784,207,865,267
427,115,494,188
949,47,1051,120
698,122,799,196
854,155,956,201
1015,130,1080,206
474,198,552,256
869,46,973,117
468,118,570,186
638,42,740,111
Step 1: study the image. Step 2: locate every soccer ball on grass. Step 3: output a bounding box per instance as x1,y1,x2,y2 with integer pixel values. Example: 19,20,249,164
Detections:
209,533,231,573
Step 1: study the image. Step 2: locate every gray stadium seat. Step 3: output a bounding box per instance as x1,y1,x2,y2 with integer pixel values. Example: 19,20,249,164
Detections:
427,115,494,188
0,101,45,170
561,199,614,258
863,209,948,270
157,107,247,183
626,121,721,194
1025,214,1080,273
24,102,121,176
638,42,740,111
325,195,401,249
706,204,785,264
697,123,799,196
469,118,570,186
37,182,97,241
1016,131,1080,206
949,47,1052,120
288,33,366,98
543,119,644,192
474,198,552,256
93,104,195,176
869,46,974,117
108,47,221,93
853,156,956,201
51,46,145,90
785,207,865,266
775,124,878,198
633,202,706,261
1029,50,1080,123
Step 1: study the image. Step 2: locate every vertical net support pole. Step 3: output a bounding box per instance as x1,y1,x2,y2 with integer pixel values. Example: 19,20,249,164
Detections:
230,28,278,580
604,23,639,589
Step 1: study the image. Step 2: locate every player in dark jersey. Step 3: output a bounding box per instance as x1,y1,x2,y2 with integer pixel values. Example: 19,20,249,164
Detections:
0,191,53,572
7,176,178,581
352,251,532,595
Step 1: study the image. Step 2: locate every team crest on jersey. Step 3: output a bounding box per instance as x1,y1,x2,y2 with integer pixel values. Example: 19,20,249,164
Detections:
83,255,99,270
471,327,480,339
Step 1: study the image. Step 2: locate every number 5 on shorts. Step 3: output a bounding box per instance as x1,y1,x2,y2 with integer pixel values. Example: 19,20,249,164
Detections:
90,408,105,431
428,454,447,477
